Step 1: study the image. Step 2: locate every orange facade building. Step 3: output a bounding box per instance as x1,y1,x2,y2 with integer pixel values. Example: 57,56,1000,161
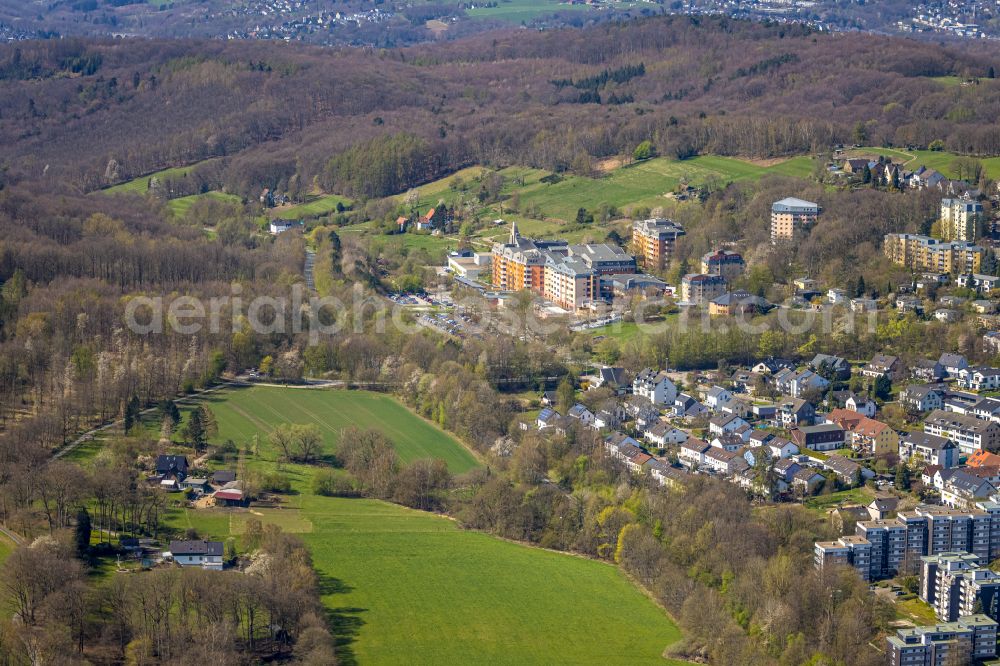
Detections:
632,218,685,270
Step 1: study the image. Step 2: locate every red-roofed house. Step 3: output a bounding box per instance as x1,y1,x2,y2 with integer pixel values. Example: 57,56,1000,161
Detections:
828,410,898,456
968,450,1000,468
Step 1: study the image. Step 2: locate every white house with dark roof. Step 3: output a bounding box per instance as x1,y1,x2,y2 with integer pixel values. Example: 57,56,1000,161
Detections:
679,437,709,468
567,403,595,426
633,369,677,405
165,540,224,570
644,423,688,447
940,353,970,378
704,385,733,410
709,413,749,437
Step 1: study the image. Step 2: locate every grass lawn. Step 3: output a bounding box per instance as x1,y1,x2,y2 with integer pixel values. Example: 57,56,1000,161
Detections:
156,386,687,665
405,155,815,227
197,386,481,474
167,191,242,217
273,193,353,220
588,319,674,344
465,0,590,22
102,158,221,195
803,487,875,514
897,597,938,625
0,533,15,567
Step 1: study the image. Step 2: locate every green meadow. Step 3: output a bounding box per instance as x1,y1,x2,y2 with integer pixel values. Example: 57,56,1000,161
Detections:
166,191,242,216
102,158,221,195
200,386,481,474
273,193,353,220
151,386,685,665
405,155,814,225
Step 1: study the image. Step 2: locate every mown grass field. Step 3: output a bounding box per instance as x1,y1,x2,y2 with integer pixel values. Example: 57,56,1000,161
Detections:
158,386,686,665
201,386,481,474
166,191,242,217
802,487,875,515
407,155,814,225
273,193,353,220
102,158,221,195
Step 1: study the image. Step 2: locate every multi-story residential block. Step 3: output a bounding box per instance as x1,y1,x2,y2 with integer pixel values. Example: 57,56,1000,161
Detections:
814,536,872,580
700,249,745,282
492,223,642,310
883,233,984,274
631,218,685,270
542,254,597,310
771,197,820,242
941,196,984,242
567,243,637,275
680,273,727,305
921,552,1000,623
899,432,959,468
491,221,566,291
924,409,1000,455
632,368,677,405
857,519,909,579
887,615,998,666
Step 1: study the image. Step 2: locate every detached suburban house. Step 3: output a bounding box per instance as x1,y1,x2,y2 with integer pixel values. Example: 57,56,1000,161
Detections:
899,432,958,469
791,423,846,452
165,540,224,570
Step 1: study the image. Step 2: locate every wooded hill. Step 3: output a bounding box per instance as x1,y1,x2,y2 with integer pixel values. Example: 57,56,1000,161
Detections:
1,15,999,198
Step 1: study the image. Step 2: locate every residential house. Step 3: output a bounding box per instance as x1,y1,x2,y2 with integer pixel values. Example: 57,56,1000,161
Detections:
752,357,795,375
536,408,562,430
968,450,1000,468
972,397,1000,423
936,469,997,508
810,353,851,380
777,397,815,427
925,409,1000,455
846,393,877,417
633,369,678,405
589,367,630,395
900,385,946,413
644,423,688,448
911,359,947,382
868,495,900,520
678,437,710,469
851,297,877,313
712,433,746,453
862,354,905,381
973,300,998,315
792,467,825,494
155,455,189,481
165,540,224,570
704,385,733,410
847,416,900,457
709,413,749,438
792,423,847,452
935,308,962,323
823,455,870,484
828,288,848,304
767,437,800,460
958,366,1000,391
673,394,709,419
211,470,236,486
624,398,660,431
702,447,750,475
708,291,770,317
700,249,746,282
899,432,959,469
567,404,595,426
593,409,620,430
940,353,970,379
179,477,210,493
984,331,1000,355
958,273,1000,294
